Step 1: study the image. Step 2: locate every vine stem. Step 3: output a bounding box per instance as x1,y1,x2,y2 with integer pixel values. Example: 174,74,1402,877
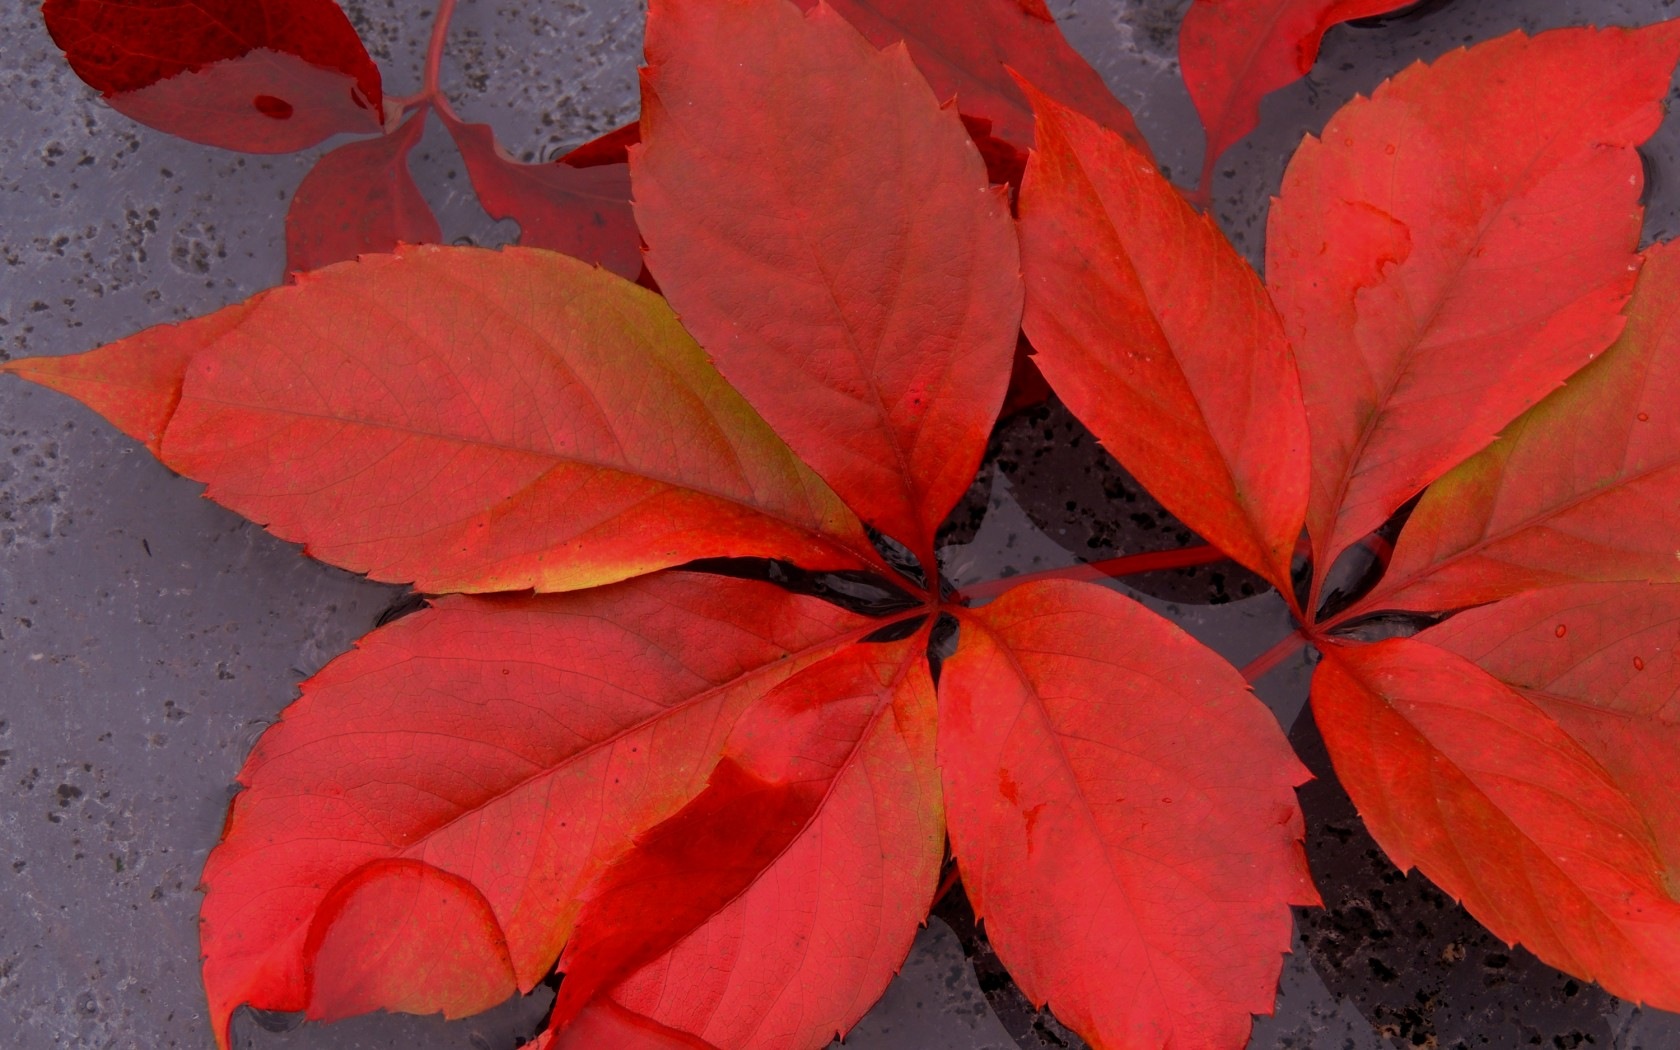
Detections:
389,0,462,119
951,544,1227,604
1240,629,1310,684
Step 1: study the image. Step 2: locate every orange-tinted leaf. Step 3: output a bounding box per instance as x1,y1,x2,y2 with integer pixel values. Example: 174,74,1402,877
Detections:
542,633,941,1050
2,245,887,593
938,581,1316,1048
1017,83,1308,594
42,0,383,153
804,0,1148,158
1180,0,1414,194
285,109,439,275
1359,241,1680,615
1312,638,1680,1009
199,573,875,1049
633,0,1021,563
1267,25,1680,599
441,113,641,280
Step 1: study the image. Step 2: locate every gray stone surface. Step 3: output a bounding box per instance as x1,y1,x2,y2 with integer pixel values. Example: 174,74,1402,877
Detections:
6,0,1680,1048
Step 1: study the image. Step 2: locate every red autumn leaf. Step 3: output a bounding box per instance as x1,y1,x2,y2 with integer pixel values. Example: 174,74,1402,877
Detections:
1,245,887,593
198,572,877,1047
937,580,1316,1049
1016,80,1309,595
284,109,439,275
1179,0,1415,195
1267,24,1680,605
440,113,642,280
801,0,1149,160
1352,240,1680,616
1311,637,1680,1009
632,0,1022,565
540,631,941,1049
42,0,384,153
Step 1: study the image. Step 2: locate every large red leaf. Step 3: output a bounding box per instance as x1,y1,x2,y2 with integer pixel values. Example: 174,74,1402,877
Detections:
539,631,942,1050
632,0,1022,565
1312,639,1680,1009
1017,83,1309,594
441,113,642,280
1179,0,1415,195
938,581,1316,1049
801,0,1148,160
42,0,383,153
2,245,889,592
1422,584,1680,897
198,573,876,1049
1266,24,1680,602
285,109,439,275
1353,241,1680,616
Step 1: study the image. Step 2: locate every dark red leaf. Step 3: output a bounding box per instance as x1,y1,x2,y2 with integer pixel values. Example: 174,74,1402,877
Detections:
938,581,1316,1048
539,632,941,1050
1179,0,1415,194
1353,240,1680,616
1267,24,1680,603
2,246,888,593
805,0,1148,158
1017,81,1309,593
285,109,439,275
442,113,642,280
558,122,641,168
1312,637,1680,1009
198,573,876,1048
633,0,1022,565
42,0,383,152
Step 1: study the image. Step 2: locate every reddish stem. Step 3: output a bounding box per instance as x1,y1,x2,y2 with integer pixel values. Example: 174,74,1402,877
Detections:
1240,629,1310,684
390,0,462,118
952,544,1227,604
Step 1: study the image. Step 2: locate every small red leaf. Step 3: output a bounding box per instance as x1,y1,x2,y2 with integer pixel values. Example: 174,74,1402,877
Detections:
199,573,875,1049
543,633,941,1050
938,581,1316,1049
1359,241,1680,615
3,246,888,592
1313,638,1680,1009
1017,82,1309,594
42,0,383,153
633,0,1022,563
441,113,642,280
1179,0,1415,194
1267,24,1680,599
804,0,1149,157
285,109,439,275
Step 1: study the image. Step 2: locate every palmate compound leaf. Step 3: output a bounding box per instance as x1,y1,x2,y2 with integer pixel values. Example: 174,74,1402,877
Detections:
197,572,880,1048
1015,82,1309,597
1312,625,1680,1009
535,628,941,1050
1179,0,1416,196
938,581,1317,1050
1266,22,1680,606
632,0,1022,567
284,108,440,275
42,0,384,153
1,245,891,594
1347,240,1680,617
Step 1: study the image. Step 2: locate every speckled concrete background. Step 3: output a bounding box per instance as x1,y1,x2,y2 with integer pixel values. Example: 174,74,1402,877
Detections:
5,1,1680,1048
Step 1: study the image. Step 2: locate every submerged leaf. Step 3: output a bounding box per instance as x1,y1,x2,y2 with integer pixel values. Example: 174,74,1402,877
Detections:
42,0,383,152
